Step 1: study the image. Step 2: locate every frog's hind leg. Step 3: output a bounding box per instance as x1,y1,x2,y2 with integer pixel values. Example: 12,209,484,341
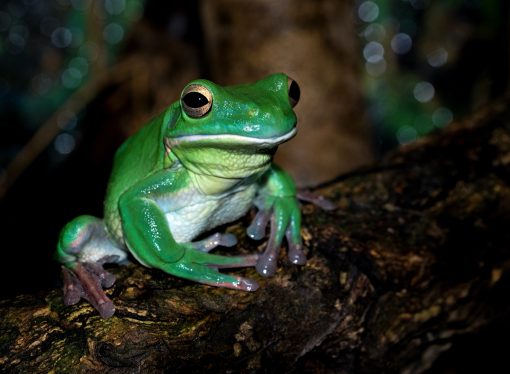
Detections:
57,215,127,318
162,250,260,291
131,241,260,292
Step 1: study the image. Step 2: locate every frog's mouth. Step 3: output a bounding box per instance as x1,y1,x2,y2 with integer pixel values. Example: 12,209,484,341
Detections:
166,128,297,150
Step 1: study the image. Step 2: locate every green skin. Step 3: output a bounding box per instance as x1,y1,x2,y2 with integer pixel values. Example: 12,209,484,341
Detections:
57,74,308,318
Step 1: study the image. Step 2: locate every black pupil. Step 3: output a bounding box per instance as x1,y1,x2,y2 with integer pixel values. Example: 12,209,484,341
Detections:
289,80,300,103
183,92,208,108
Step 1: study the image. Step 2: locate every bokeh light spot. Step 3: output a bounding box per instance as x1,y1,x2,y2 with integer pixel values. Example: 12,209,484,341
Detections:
61,68,82,89
427,47,448,67
432,107,453,128
105,0,126,15
51,27,72,48
363,41,384,63
9,33,25,48
413,81,435,103
363,23,386,42
391,33,412,54
69,56,89,75
9,25,29,48
103,22,124,44
54,133,76,155
358,1,379,22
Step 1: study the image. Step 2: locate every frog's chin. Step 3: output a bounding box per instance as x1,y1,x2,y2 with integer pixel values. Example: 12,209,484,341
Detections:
167,128,297,149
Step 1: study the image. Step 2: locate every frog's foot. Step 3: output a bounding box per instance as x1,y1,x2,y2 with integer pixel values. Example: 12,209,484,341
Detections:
57,215,127,318
297,190,336,211
62,258,117,318
162,249,259,291
255,217,305,277
191,232,237,252
250,195,304,277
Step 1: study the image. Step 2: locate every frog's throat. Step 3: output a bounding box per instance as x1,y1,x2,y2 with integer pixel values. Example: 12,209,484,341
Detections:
164,128,296,195
166,128,297,148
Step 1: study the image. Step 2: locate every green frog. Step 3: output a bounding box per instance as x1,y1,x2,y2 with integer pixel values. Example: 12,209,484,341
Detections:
57,73,333,318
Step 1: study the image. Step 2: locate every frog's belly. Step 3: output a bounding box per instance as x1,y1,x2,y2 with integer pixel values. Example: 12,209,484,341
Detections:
164,185,257,243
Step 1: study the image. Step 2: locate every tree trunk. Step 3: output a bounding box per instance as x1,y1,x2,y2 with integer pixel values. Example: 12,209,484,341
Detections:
1,100,510,373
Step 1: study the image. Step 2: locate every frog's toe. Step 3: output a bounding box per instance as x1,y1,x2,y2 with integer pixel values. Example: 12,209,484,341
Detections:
212,253,259,268
166,261,259,291
256,251,278,277
286,229,306,265
247,210,270,240
256,237,305,275
62,267,83,305
287,242,306,265
201,273,259,292
61,262,116,319
84,259,117,288
255,211,286,277
297,190,336,211
187,248,258,268
192,232,237,252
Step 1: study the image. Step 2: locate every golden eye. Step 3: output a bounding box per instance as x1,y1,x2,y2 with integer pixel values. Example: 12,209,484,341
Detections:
287,77,300,108
181,84,213,118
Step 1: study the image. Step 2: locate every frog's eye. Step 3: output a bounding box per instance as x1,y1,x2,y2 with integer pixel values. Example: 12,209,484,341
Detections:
181,84,213,118
287,78,300,108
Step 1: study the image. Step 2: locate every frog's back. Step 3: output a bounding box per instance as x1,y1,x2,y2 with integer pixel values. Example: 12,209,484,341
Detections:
104,104,177,242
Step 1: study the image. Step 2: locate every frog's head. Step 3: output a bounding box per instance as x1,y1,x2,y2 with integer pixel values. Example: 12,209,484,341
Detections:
165,73,300,179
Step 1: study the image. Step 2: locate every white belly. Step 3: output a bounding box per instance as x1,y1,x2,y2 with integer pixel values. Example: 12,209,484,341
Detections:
164,184,258,243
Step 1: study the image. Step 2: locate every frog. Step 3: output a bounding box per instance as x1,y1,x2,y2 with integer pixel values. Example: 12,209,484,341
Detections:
56,73,334,318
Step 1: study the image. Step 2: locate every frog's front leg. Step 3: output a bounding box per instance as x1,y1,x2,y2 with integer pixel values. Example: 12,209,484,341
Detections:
119,171,259,292
249,165,305,276
57,215,127,318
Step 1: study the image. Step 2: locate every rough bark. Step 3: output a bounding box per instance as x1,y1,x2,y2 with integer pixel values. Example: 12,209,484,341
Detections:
1,100,510,373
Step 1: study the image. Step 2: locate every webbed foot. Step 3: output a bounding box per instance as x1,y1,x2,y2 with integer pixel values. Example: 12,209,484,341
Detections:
248,195,302,277
249,190,336,277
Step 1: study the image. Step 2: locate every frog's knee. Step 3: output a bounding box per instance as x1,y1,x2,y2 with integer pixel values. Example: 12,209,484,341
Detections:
56,215,101,265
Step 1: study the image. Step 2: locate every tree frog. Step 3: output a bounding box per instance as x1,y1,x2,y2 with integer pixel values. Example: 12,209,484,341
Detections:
57,73,332,318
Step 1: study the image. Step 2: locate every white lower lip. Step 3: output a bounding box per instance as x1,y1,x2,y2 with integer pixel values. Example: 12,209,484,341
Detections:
168,128,297,147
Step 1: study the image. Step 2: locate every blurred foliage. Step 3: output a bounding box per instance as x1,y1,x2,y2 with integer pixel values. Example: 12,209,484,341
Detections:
0,0,145,169
357,0,508,150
